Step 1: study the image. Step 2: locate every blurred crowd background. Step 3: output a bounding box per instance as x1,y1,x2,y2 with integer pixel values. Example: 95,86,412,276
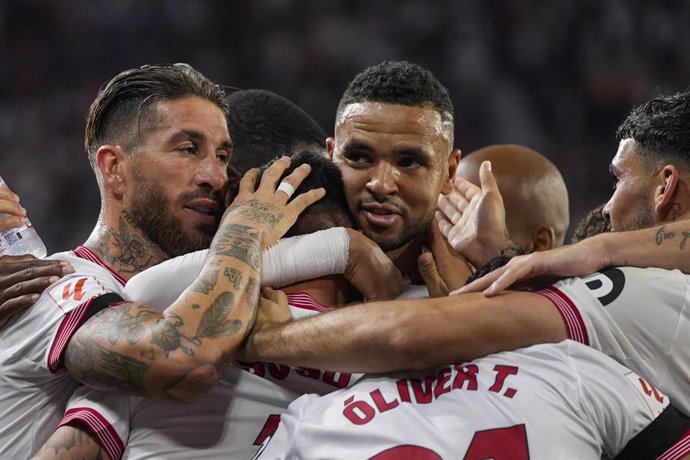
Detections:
2,0,690,253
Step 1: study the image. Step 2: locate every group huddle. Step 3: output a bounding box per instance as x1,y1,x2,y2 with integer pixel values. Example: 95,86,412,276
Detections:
0,60,689,459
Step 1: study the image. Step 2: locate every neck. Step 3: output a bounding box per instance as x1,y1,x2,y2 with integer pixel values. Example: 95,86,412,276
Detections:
83,209,169,281
386,237,425,283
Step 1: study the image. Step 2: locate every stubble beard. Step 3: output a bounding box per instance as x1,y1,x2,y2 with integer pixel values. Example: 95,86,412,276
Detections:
355,202,433,253
128,181,219,258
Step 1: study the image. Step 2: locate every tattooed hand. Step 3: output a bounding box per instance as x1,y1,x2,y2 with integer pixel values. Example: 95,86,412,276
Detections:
224,156,326,249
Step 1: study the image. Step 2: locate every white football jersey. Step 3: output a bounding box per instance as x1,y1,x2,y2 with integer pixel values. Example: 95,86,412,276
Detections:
535,266,690,414
60,293,361,460
0,246,126,458
257,340,686,460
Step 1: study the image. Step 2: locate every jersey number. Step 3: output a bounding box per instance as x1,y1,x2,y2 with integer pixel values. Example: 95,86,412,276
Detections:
255,417,528,459
370,424,528,460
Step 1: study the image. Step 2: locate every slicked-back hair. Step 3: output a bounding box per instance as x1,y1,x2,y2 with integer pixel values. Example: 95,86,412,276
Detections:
84,63,228,168
259,151,352,238
616,90,690,169
335,60,454,128
226,89,327,175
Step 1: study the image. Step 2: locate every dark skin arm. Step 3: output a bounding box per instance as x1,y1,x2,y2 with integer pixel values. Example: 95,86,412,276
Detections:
0,255,74,329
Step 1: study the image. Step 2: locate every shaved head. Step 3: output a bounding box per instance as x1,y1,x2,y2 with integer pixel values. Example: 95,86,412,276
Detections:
457,144,570,251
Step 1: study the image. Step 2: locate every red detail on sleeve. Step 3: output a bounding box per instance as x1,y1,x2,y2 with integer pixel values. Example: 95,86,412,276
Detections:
60,407,124,460
658,427,690,460
534,286,589,345
48,297,97,373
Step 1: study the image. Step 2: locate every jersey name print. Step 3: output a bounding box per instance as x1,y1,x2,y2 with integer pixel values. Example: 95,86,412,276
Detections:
256,341,676,460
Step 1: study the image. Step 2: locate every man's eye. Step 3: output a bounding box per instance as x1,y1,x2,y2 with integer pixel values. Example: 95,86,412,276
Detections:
217,151,230,163
179,146,197,154
399,158,422,169
346,154,371,166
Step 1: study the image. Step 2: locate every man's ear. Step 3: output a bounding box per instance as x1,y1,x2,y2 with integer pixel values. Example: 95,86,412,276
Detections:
654,164,682,221
326,137,336,160
441,148,461,194
96,145,129,198
531,225,556,252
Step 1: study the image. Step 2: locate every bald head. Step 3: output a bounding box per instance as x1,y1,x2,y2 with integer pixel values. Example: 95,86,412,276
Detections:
457,144,570,251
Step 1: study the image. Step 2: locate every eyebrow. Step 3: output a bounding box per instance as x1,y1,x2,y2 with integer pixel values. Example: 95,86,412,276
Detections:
341,139,375,153
169,130,232,150
342,139,431,158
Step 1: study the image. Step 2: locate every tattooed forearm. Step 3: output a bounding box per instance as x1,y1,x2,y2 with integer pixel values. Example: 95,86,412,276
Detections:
223,267,242,289
65,331,149,397
150,313,198,358
211,224,262,271
655,225,690,251
192,269,219,295
681,231,690,250
244,277,259,304
656,226,675,245
34,422,107,460
195,292,243,339
87,303,158,346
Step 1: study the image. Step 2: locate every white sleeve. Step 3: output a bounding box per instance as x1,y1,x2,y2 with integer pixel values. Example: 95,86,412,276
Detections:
0,272,123,375
534,266,690,415
59,386,131,460
567,341,669,457
125,227,350,310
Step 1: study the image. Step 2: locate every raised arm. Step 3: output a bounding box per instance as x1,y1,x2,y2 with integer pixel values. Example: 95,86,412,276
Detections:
64,158,325,402
459,222,690,296
241,289,567,374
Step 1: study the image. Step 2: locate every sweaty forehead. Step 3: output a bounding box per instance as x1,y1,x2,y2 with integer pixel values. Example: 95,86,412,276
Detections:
336,102,452,145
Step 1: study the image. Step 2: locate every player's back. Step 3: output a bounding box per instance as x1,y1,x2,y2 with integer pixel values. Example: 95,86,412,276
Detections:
256,340,673,459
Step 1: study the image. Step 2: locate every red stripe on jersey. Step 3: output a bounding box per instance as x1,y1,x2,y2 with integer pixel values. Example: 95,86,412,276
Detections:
658,427,690,460
534,287,589,345
59,407,125,460
287,292,333,313
74,246,126,287
47,297,96,373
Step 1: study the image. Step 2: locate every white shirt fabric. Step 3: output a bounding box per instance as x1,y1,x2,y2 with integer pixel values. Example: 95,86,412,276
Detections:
60,293,362,460
124,228,349,310
257,340,682,460
535,266,690,414
0,246,126,458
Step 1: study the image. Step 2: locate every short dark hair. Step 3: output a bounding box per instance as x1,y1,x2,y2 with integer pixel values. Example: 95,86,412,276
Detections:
227,89,327,175
336,61,454,127
261,151,352,238
85,63,228,167
616,90,690,169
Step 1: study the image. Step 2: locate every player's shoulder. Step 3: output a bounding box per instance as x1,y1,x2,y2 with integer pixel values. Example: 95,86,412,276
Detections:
555,265,688,303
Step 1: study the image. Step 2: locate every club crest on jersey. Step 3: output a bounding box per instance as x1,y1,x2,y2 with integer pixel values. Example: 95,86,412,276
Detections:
582,267,625,306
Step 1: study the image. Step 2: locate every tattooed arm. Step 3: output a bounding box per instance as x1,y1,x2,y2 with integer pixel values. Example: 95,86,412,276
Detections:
460,221,690,296
64,158,325,402
32,423,108,460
